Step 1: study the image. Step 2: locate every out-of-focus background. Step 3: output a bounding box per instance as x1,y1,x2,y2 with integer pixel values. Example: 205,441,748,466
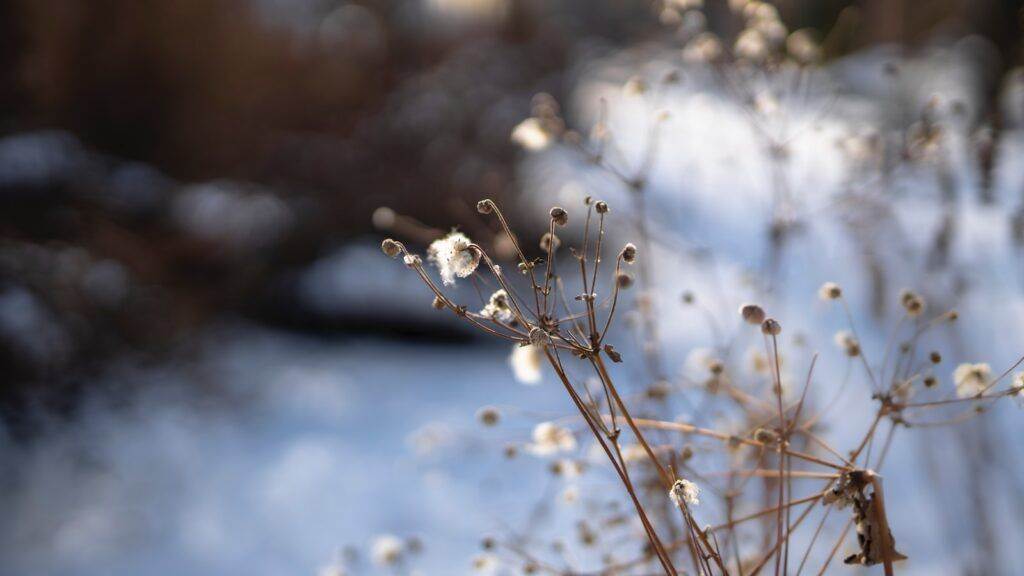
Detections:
2,1,1024,575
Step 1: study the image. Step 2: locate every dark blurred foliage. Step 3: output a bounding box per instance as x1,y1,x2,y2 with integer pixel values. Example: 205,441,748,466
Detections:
0,0,1021,429
0,0,659,428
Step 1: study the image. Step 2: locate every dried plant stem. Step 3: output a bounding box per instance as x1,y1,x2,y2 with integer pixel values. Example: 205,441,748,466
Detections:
542,347,679,575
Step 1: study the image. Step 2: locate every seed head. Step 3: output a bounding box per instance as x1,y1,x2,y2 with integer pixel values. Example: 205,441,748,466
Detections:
899,290,925,317
683,32,723,63
818,282,842,300
381,238,402,258
476,406,501,427
550,206,568,226
529,422,577,456
930,351,942,364
707,359,724,375
953,362,990,398
603,344,623,363
669,478,700,506
623,76,648,96
427,232,480,285
476,199,493,214
471,554,500,574
480,289,514,323
510,343,544,384
761,318,782,336
621,243,637,264
616,272,634,289
540,232,561,252
594,200,609,214
371,535,403,566
833,331,860,357
1012,373,1024,399
753,427,779,445
739,303,766,325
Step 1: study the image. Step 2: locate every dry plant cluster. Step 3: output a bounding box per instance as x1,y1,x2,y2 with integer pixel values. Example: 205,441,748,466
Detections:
381,193,1023,575
361,1,1024,574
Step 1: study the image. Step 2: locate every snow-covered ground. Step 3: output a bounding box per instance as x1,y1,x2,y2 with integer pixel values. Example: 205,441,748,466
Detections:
0,325,575,576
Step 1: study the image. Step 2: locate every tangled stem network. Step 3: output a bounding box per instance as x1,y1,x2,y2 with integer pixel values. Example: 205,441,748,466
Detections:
381,199,1024,576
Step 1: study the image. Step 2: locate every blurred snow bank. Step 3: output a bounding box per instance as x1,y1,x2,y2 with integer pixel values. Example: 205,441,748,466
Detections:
0,325,555,576
173,181,294,252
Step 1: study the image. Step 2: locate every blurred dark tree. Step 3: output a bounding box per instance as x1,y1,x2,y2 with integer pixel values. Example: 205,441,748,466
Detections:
0,0,1021,431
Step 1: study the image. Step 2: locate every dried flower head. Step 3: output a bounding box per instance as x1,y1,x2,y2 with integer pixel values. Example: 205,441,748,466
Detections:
371,534,403,566
550,206,568,226
623,76,648,96
683,32,723,63
471,553,500,574
753,427,779,445
822,470,869,509
739,303,766,325
510,343,544,384
427,232,480,285
1013,373,1024,406
899,290,925,317
529,422,577,456
734,28,768,61
381,238,402,258
953,362,991,398
621,243,637,264
594,200,609,214
786,29,821,64
834,330,861,357
476,199,493,214
540,232,561,252
476,406,501,427
818,281,842,300
930,351,942,364
405,536,423,554
669,478,700,506
480,289,514,323
761,318,782,336
616,272,634,289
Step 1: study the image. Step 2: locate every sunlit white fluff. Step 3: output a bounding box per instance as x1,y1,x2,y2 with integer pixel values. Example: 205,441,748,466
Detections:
953,362,990,398
480,289,513,323
509,343,543,384
669,478,700,506
370,534,403,566
427,232,479,285
528,422,577,456
511,118,553,151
